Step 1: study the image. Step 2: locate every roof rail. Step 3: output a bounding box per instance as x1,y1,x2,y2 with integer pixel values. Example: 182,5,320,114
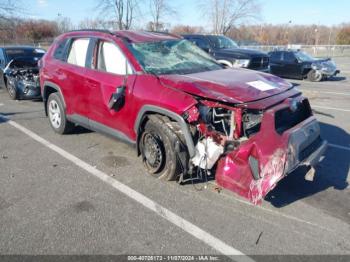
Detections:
146,30,182,39
67,29,132,42
68,29,114,35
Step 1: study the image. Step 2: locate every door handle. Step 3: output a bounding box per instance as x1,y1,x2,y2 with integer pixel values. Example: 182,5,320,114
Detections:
85,79,99,88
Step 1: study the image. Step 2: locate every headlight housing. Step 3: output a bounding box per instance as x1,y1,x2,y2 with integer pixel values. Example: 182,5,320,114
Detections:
233,59,250,68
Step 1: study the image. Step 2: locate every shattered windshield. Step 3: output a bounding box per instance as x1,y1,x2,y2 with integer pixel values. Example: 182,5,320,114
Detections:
295,51,315,62
129,39,223,75
207,35,239,49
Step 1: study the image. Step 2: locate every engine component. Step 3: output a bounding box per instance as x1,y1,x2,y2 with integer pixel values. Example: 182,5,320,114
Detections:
191,137,224,169
198,105,233,137
4,59,41,99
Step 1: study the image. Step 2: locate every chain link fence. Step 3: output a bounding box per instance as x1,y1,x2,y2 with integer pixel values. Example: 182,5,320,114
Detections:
0,39,54,50
241,45,350,58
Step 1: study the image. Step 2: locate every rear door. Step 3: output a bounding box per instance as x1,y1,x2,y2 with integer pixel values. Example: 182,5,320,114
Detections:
84,38,136,139
63,37,92,120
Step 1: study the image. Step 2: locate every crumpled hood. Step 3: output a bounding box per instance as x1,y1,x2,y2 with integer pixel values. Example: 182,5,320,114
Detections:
159,69,293,104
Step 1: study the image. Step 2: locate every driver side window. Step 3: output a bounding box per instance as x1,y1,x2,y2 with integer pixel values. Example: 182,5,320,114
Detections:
284,52,296,63
96,41,132,75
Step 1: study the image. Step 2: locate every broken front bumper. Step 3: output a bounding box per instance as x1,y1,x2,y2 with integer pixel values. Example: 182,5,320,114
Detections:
17,80,41,99
215,99,327,204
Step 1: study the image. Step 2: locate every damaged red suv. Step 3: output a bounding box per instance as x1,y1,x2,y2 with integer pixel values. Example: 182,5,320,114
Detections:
40,30,327,204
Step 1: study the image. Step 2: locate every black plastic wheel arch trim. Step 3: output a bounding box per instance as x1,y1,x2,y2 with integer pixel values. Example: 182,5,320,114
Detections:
134,105,195,158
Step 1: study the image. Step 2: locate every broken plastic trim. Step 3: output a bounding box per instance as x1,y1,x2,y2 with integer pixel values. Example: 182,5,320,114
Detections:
248,156,260,180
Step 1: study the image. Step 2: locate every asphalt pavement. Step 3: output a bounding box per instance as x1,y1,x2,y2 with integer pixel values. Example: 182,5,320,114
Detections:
0,68,349,260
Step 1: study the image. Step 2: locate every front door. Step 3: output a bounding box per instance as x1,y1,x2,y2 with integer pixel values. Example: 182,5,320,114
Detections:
84,38,135,139
283,52,300,78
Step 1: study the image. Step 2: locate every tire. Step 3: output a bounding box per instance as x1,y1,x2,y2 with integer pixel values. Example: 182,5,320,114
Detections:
139,115,187,181
47,92,75,134
307,70,323,82
6,80,18,100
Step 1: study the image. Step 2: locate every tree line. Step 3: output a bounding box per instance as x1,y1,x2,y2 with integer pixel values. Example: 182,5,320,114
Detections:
0,0,349,45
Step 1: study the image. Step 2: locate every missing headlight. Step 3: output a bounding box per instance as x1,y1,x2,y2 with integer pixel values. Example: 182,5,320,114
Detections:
242,110,263,137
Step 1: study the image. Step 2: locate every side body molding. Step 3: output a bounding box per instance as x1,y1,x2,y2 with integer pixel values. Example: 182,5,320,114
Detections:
134,105,195,158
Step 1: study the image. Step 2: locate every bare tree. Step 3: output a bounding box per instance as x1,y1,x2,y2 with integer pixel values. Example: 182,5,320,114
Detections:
0,0,18,20
78,18,115,30
200,0,260,35
148,0,176,31
56,16,74,33
96,0,139,30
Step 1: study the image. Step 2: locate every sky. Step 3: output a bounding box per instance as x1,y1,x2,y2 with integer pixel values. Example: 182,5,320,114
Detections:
23,0,350,27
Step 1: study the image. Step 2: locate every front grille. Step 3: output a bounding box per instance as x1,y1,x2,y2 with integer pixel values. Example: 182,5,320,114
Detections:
298,136,322,161
275,99,312,134
249,56,269,70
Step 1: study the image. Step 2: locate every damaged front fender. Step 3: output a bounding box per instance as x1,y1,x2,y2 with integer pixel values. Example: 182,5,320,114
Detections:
216,99,326,204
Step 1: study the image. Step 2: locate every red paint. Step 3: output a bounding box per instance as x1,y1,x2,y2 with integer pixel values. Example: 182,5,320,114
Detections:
159,69,295,105
40,31,324,205
216,98,312,204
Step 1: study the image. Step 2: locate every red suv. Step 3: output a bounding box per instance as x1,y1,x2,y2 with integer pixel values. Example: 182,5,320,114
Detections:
40,30,327,204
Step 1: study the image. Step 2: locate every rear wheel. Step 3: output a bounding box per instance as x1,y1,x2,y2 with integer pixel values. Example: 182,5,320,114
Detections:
47,93,74,134
307,70,323,82
139,116,187,181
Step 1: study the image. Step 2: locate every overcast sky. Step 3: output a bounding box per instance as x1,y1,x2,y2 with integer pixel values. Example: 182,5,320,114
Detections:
24,0,349,27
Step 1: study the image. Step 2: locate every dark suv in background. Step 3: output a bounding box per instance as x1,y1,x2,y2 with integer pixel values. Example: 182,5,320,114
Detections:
182,34,269,72
269,50,340,82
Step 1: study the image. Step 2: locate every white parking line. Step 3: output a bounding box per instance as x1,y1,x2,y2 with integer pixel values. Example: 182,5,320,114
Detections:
329,143,350,152
0,103,4,106
312,105,350,112
0,114,253,262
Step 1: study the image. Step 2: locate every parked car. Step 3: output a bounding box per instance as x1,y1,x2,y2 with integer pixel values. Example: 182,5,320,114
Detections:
0,46,45,99
268,50,340,82
40,30,327,204
182,34,269,72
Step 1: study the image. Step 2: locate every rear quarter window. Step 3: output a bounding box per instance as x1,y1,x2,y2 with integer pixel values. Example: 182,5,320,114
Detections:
53,38,69,61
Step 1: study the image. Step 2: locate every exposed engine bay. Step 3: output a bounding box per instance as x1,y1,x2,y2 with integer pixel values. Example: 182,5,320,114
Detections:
180,96,326,204
4,59,41,99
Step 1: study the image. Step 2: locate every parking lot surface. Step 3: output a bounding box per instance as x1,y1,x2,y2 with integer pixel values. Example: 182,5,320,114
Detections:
0,65,349,259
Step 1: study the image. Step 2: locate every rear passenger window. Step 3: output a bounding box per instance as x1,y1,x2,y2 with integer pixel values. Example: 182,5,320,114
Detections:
96,41,132,75
67,38,90,67
53,38,68,61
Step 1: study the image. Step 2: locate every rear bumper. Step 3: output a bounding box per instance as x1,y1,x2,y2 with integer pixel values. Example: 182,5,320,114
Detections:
215,98,327,204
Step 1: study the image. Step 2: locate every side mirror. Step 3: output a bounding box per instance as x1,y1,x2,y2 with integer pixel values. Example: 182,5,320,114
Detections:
295,58,300,63
108,86,125,111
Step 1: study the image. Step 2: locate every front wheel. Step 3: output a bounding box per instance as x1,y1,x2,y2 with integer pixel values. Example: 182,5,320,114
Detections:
6,80,18,100
307,70,323,82
139,116,187,181
47,93,74,134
